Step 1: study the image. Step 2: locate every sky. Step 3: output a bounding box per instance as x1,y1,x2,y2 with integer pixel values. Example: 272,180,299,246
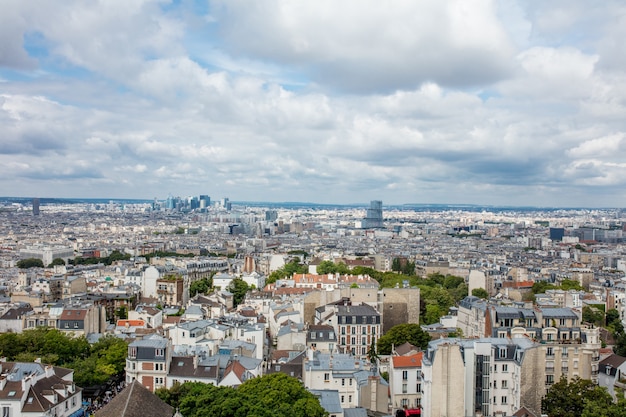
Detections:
1,0,626,207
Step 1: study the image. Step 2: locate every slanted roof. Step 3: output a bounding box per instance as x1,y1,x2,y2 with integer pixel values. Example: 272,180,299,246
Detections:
95,380,174,417
392,352,423,368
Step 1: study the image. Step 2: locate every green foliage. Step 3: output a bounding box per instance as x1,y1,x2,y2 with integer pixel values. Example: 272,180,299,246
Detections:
380,371,389,382
614,330,626,357
143,251,196,261
228,278,250,307
287,250,309,258
156,374,327,417
471,288,490,299
582,306,605,327
0,329,127,388
605,308,621,328
532,281,557,294
48,258,66,267
559,279,583,291
316,260,350,275
391,258,416,275
266,259,309,284
190,276,213,297
116,306,128,320
542,376,614,417
376,323,431,355
17,258,45,268
71,250,131,266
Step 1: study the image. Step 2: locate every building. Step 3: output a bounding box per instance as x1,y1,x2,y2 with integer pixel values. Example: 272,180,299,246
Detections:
156,276,185,306
302,350,388,413
360,200,383,229
389,351,424,412
126,335,172,392
0,360,83,417
32,198,40,216
19,245,74,267
314,299,381,357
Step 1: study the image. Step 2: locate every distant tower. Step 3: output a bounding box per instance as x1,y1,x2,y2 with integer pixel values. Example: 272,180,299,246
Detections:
32,198,40,216
363,200,383,228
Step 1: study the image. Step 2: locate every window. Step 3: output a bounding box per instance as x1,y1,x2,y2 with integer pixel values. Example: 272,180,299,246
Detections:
546,375,554,386
2,406,9,417
402,384,407,394
311,332,316,340
155,363,164,371
546,347,554,357
129,347,137,358
342,378,345,386
64,323,69,329
73,322,79,328
402,370,408,380
502,364,508,373
493,380,497,388
155,348,164,357
501,396,507,405
499,348,507,358
416,383,421,393
362,327,366,335
348,395,352,402
324,373,330,381
501,380,507,389
341,395,345,403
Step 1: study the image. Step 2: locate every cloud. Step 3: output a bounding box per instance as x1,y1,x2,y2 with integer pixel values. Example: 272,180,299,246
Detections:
210,0,515,93
0,1,625,207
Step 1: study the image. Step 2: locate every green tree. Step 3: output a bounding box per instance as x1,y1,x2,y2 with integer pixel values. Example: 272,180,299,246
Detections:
614,330,626,356
560,279,583,291
391,258,402,272
471,288,490,299
157,374,327,417
423,304,442,325
532,281,557,294
190,278,210,297
541,376,612,417
377,323,431,355
582,306,604,327
17,258,45,268
228,278,250,307
48,258,66,267
605,308,620,328
582,397,626,417
116,306,128,320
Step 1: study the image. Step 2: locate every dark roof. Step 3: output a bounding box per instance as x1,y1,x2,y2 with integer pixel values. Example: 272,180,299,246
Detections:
0,305,33,320
95,380,174,417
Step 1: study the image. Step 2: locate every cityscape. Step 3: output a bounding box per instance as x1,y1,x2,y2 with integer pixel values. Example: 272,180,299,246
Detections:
0,196,625,417
2,1,626,417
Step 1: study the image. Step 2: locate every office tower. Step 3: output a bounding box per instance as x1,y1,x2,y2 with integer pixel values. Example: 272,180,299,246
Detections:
32,198,40,215
265,210,278,221
362,200,383,228
199,195,211,209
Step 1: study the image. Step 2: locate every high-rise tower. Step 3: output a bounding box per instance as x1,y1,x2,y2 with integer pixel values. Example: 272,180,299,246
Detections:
362,200,383,228
32,198,40,216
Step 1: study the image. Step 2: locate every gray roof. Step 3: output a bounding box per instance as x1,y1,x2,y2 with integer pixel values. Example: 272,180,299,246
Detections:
540,308,578,319
309,389,343,413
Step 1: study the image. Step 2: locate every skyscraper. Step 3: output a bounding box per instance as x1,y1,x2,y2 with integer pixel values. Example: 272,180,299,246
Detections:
362,200,383,228
32,198,40,216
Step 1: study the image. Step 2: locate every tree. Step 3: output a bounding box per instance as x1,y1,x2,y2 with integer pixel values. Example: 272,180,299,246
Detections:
48,258,66,267
423,304,442,325
582,306,604,327
377,323,431,355
541,376,612,417
605,308,620,328
316,260,349,275
17,258,44,268
157,374,327,417
471,288,490,299
228,278,250,307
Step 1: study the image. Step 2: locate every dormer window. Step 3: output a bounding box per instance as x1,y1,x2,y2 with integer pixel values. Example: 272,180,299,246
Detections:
8,391,15,397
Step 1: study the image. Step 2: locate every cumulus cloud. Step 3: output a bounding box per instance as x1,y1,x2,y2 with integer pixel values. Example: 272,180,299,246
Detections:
0,1,625,206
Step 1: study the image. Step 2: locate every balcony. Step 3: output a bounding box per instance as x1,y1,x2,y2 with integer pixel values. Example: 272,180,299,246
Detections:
591,370,599,376
561,367,569,373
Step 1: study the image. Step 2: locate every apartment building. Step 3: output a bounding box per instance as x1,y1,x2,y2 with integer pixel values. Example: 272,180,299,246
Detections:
389,351,423,411
126,335,171,392
0,361,83,417
314,299,381,357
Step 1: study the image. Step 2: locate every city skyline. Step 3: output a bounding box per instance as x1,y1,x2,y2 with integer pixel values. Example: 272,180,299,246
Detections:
1,1,626,207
